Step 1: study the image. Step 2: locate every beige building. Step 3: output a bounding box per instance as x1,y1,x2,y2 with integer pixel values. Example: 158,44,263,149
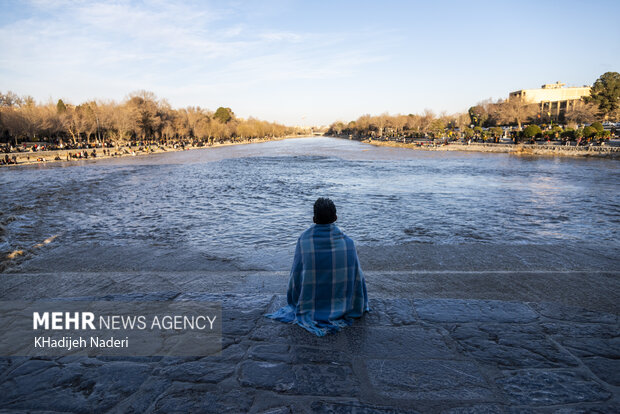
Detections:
509,81,591,119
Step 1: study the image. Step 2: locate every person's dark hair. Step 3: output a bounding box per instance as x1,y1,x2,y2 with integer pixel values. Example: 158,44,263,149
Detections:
313,197,337,224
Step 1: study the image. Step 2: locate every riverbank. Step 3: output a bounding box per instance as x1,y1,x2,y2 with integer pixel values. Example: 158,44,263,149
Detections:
356,138,620,159
0,134,309,168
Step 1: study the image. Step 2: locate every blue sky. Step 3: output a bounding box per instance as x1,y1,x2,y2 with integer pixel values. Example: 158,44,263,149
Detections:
1,0,619,126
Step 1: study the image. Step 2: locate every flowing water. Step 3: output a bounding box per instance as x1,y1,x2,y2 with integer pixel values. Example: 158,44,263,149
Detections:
1,137,619,272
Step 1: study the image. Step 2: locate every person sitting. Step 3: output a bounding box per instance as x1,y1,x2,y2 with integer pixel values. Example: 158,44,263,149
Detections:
265,197,370,336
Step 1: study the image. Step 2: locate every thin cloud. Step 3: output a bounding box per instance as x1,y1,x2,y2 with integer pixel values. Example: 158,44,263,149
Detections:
12,0,613,125
0,1,388,86
259,31,304,42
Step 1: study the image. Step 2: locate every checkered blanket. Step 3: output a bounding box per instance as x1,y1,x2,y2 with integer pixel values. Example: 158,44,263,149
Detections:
265,223,370,336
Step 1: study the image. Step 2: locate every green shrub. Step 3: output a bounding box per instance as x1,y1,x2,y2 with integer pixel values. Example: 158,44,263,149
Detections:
522,125,542,138
591,122,604,132
583,126,598,138
561,128,575,139
574,128,584,139
490,127,503,137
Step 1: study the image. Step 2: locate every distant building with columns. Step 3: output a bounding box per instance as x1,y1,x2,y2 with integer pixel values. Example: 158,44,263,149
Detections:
509,81,591,119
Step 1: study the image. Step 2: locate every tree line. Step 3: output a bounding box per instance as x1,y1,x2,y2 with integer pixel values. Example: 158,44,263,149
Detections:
327,72,620,142
0,90,305,148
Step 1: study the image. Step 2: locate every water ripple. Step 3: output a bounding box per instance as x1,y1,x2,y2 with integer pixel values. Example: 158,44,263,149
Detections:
1,137,619,272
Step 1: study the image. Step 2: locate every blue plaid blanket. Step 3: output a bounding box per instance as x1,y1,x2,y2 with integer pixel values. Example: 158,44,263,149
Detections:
265,223,370,336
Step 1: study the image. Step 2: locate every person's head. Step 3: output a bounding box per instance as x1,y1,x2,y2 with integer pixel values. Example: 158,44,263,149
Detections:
313,197,337,224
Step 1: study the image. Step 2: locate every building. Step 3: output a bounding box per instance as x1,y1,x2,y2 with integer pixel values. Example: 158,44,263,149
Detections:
509,81,591,119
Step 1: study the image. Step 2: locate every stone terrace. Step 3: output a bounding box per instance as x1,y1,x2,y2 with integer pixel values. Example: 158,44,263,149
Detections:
0,287,618,413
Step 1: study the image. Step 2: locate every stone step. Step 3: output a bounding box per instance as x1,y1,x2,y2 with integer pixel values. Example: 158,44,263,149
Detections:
2,270,619,313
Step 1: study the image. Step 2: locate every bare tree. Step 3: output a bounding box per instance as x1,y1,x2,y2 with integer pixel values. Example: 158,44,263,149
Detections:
111,103,135,145
0,90,293,148
1,108,28,146
564,102,599,125
493,99,538,130
391,115,407,136
20,98,43,141
39,102,64,143
127,90,163,141
419,109,435,135
61,105,82,144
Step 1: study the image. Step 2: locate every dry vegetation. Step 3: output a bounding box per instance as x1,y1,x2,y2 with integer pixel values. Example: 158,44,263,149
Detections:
0,90,306,148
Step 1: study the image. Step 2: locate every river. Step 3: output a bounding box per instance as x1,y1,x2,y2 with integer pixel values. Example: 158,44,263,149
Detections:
1,137,619,273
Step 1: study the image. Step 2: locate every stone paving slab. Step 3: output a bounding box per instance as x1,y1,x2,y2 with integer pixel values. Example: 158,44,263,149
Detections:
0,294,618,413
495,370,612,406
364,359,495,401
414,299,539,323
343,326,458,360
447,324,580,369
